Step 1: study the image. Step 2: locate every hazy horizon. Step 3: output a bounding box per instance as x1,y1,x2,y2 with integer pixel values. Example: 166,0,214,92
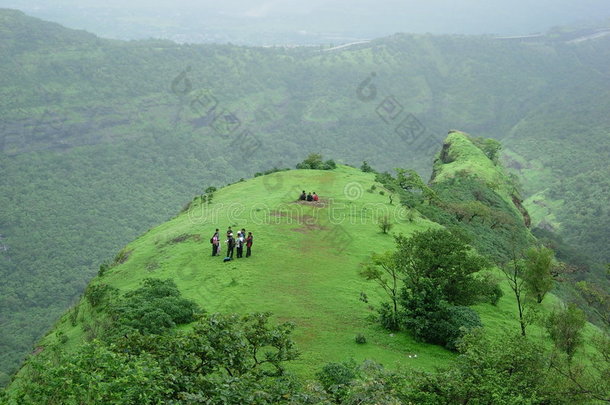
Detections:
1,0,609,44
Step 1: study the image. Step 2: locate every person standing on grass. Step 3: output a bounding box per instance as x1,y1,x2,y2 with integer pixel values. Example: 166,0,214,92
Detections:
226,232,235,259
211,228,220,256
236,232,244,258
226,226,233,238
246,232,253,257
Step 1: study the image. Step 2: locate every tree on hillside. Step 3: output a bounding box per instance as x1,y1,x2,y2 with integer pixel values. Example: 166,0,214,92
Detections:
377,215,394,234
360,161,374,173
395,168,438,205
502,249,529,337
523,246,555,303
547,330,610,403
546,303,587,361
390,229,492,349
395,229,491,306
360,251,402,330
296,153,336,170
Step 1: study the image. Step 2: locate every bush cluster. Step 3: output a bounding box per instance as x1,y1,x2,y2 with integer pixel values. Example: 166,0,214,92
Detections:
296,153,336,170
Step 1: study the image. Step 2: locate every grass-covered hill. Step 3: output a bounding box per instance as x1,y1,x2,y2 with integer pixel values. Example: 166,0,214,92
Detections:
5,134,606,403
1,8,609,381
33,165,458,374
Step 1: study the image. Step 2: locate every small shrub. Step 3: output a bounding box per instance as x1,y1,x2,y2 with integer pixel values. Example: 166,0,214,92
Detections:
323,159,336,170
296,153,323,169
361,161,374,173
85,283,117,308
56,331,68,344
405,304,482,351
474,273,503,305
104,278,200,341
379,190,385,195
296,154,336,170
355,333,367,344
113,248,132,265
442,306,483,350
69,304,80,327
378,215,394,234
317,360,360,402
546,303,587,360
359,291,368,303
488,283,504,305
98,262,110,277
378,302,399,331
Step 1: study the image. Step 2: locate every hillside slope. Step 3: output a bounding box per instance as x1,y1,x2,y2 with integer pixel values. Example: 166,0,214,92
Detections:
8,162,594,389
32,166,458,375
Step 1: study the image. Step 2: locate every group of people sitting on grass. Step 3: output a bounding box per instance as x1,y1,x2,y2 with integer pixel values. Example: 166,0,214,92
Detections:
211,227,253,261
299,190,319,202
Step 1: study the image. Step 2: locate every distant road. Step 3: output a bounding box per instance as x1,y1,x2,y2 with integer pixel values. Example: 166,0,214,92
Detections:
567,29,610,43
495,34,544,40
324,40,371,51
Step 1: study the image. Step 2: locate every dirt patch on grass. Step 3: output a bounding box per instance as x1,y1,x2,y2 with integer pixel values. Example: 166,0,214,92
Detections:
269,210,328,234
292,223,327,234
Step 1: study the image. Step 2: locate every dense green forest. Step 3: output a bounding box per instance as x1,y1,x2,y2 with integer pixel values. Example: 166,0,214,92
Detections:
1,8,609,383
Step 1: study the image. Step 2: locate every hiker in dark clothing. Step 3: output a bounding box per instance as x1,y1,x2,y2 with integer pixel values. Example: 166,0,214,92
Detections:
299,190,307,200
246,232,253,257
241,228,246,238
211,228,220,256
226,227,233,238
236,232,244,258
306,192,313,202
226,233,235,258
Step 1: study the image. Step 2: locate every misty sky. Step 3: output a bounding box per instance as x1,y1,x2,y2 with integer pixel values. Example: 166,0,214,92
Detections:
1,0,609,44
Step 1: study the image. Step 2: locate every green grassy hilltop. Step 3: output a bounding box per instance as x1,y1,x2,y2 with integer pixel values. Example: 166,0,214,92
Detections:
42,165,456,376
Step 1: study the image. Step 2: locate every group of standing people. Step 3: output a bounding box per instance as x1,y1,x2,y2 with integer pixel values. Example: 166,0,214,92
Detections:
211,227,253,260
299,190,319,202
